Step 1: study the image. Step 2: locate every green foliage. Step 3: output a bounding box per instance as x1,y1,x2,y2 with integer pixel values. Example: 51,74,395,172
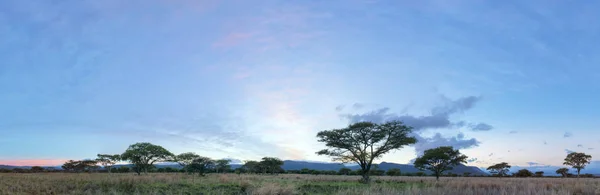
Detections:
259,157,284,174
172,152,200,173
534,171,544,177
215,159,232,173
121,142,174,175
514,169,533,177
556,168,569,177
62,159,100,173
30,166,44,173
563,152,592,177
487,162,511,177
316,120,417,183
96,154,120,173
413,146,468,180
188,156,214,176
242,160,261,173
386,168,401,176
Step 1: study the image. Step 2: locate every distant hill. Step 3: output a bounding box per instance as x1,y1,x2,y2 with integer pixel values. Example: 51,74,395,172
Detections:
1,160,488,175
346,162,488,176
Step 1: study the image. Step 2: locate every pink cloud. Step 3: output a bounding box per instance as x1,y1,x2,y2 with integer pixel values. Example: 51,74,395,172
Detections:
0,159,67,166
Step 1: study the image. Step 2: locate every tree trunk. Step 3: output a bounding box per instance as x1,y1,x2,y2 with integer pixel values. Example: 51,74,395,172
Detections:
577,169,580,178
360,174,370,184
435,172,440,181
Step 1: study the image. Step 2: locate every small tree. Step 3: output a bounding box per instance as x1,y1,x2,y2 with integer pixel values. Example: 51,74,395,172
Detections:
514,169,533,177
173,152,200,174
215,159,231,173
563,152,592,178
413,146,468,181
339,168,352,175
188,156,214,176
487,162,511,177
316,121,417,183
30,166,45,173
121,142,174,175
534,171,544,177
96,154,121,173
463,172,471,177
556,168,569,177
386,168,401,176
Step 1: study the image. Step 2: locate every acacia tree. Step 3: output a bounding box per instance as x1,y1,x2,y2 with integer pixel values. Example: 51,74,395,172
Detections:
173,152,200,174
487,162,511,177
316,120,417,183
188,156,214,176
413,146,468,181
242,160,261,173
515,169,533,177
121,142,174,175
556,168,569,177
96,154,120,173
259,157,284,174
563,152,592,177
215,159,231,173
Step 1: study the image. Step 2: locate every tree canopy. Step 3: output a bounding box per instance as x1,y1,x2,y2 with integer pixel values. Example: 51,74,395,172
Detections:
563,152,592,177
487,162,511,177
96,154,120,173
316,120,416,183
413,146,468,181
556,168,569,177
188,156,214,176
121,142,174,175
514,169,533,177
215,159,231,173
173,152,200,173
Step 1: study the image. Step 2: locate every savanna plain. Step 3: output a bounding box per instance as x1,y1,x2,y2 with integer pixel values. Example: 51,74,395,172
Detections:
2,173,600,195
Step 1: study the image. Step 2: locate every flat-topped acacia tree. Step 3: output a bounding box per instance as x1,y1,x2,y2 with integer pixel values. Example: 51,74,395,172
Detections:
564,152,592,178
316,120,417,183
413,146,468,181
121,142,174,175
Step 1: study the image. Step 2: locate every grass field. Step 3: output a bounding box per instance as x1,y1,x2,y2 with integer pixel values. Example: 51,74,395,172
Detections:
1,173,600,195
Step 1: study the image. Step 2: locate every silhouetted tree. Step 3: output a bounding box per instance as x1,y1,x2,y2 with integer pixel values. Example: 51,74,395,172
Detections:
534,171,544,177
121,142,174,175
242,160,261,173
487,162,511,177
259,157,284,174
556,168,569,177
316,121,417,183
414,146,468,181
514,169,533,177
30,166,44,173
96,154,120,173
563,152,592,178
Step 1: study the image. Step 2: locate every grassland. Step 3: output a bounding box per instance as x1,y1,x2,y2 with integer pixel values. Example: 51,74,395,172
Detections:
1,173,600,195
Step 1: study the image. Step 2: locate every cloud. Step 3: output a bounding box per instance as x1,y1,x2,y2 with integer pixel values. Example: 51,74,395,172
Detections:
469,123,494,131
222,158,243,164
565,149,575,154
509,131,518,134
335,105,345,112
578,144,583,148
413,133,480,155
564,132,573,138
340,96,485,155
544,141,547,145
467,158,478,163
527,162,541,166
589,148,595,150
352,103,365,110
488,153,494,157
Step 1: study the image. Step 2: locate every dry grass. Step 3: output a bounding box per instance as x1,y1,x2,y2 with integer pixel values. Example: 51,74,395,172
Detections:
1,173,599,195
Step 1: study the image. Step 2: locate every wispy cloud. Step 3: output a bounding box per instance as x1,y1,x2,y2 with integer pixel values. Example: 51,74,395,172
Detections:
564,132,573,138
565,149,575,154
509,131,518,134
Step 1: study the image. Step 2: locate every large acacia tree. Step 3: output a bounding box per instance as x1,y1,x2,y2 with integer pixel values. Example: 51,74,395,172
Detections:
316,120,417,183
563,152,592,177
413,146,468,181
173,152,200,174
121,142,174,175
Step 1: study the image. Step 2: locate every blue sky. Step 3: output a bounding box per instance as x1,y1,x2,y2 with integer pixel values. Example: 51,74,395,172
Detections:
1,0,600,168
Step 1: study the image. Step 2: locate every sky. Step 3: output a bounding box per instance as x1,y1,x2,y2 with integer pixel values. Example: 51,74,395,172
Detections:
1,0,600,170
